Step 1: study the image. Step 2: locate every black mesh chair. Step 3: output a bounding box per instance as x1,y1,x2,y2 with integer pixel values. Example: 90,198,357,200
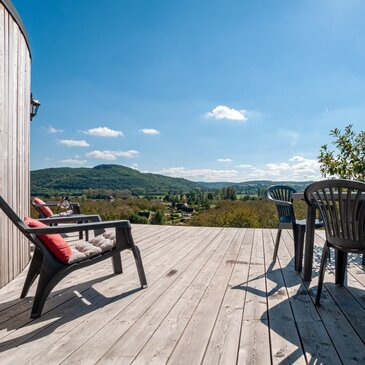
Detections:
305,179,365,305
267,185,323,271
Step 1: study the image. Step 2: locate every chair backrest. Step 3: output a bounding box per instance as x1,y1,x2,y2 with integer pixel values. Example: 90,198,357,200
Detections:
0,195,28,231
31,197,54,218
1,195,38,236
0,195,50,255
305,179,365,249
267,185,296,224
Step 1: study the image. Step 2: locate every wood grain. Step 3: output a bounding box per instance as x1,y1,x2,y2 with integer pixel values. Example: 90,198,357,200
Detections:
0,226,363,364
0,2,31,289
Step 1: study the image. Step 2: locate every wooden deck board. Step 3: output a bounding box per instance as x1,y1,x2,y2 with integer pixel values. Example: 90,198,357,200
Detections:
264,229,306,365
34,228,223,365
1,227,217,364
0,225,364,364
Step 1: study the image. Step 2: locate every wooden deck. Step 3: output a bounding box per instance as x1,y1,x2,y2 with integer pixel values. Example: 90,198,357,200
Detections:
0,225,365,364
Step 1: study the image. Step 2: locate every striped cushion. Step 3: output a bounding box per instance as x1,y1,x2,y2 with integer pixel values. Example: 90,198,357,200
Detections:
68,230,116,264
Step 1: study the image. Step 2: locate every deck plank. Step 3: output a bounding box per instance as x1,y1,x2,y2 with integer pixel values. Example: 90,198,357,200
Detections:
263,229,306,365
41,229,221,364
98,228,241,364
131,229,249,365
276,229,342,365
0,225,190,341
0,226,363,364
5,226,216,363
237,229,271,365
201,228,252,365
304,234,365,364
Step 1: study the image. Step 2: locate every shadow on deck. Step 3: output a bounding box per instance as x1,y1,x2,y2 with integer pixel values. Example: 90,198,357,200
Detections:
0,225,364,364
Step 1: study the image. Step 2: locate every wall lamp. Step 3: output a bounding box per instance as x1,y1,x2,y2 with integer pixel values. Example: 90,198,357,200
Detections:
30,93,40,120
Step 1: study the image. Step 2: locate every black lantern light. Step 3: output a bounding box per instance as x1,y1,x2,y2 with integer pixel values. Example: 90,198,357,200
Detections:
30,93,40,120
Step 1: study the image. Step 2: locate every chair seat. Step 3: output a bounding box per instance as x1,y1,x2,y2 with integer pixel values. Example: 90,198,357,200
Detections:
68,229,116,264
295,219,324,228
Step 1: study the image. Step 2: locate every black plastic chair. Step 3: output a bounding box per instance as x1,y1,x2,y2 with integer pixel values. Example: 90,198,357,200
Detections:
305,179,365,305
0,195,147,318
267,185,323,272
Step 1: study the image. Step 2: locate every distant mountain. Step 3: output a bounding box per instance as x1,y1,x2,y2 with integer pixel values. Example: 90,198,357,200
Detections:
198,180,312,192
30,164,313,197
31,164,201,196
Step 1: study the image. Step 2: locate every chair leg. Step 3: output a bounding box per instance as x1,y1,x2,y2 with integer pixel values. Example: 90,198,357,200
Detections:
21,248,43,298
131,245,147,288
31,263,64,319
315,242,330,306
78,221,83,240
362,253,365,266
273,228,282,262
335,249,347,286
112,253,123,274
295,226,305,272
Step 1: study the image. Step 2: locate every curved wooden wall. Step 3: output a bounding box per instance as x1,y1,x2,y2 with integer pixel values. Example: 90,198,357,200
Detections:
0,1,31,288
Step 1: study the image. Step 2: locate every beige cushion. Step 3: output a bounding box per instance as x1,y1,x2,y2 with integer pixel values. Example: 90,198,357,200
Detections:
68,230,116,264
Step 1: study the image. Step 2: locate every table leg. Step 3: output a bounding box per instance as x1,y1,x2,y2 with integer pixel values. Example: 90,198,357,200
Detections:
303,204,316,281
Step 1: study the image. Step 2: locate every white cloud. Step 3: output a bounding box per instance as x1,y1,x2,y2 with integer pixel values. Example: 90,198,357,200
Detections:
60,159,87,165
267,163,291,171
155,155,321,182
246,156,321,181
206,105,248,121
289,155,306,162
130,163,139,170
59,139,90,147
139,128,160,135
217,158,232,162
83,127,123,137
48,126,63,134
86,150,139,160
157,167,239,182
236,164,253,169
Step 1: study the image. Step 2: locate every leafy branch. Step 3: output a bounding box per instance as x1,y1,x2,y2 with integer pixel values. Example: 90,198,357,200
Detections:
318,124,365,181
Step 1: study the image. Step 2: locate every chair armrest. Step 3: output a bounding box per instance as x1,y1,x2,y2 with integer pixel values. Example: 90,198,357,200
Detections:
25,220,131,235
38,214,101,225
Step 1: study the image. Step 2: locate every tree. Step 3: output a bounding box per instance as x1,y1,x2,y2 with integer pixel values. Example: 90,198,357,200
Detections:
151,210,165,225
318,124,365,181
128,214,149,224
221,186,236,200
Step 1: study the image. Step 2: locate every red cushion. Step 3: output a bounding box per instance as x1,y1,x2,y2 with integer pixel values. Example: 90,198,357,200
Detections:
33,197,54,218
24,217,72,263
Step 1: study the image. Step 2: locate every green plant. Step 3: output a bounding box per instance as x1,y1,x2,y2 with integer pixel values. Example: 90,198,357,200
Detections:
318,124,365,181
128,214,149,224
151,210,165,225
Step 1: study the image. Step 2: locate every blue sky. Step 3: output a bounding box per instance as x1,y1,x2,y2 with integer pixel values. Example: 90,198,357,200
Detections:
13,0,365,181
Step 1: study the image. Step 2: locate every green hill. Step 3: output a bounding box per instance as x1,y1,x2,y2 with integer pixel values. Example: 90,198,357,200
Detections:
31,164,313,197
31,164,201,196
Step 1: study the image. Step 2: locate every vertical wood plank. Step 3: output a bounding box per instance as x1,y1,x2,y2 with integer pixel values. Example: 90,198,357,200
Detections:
8,16,18,281
0,4,6,288
3,7,10,288
23,36,31,269
0,3,31,288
